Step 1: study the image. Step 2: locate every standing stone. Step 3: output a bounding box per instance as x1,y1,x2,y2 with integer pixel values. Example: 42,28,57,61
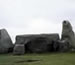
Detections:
13,44,25,55
0,29,13,53
53,40,70,52
58,40,70,52
25,37,50,53
53,40,59,52
14,34,60,54
61,20,75,48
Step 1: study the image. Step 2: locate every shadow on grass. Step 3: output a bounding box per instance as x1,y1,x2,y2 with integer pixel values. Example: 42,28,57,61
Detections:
14,59,41,63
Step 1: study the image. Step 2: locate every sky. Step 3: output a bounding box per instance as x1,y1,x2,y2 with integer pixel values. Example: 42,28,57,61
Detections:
0,0,75,43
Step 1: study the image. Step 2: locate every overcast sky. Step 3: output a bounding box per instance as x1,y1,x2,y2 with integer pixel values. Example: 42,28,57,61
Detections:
0,0,75,43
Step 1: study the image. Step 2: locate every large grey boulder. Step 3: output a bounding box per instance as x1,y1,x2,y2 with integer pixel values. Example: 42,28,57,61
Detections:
58,40,70,52
15,34,59,45
25,37,50,53
61,20,75,48
13,34,60,54
53,40,70,52
13,44,25,55
0,29,13,53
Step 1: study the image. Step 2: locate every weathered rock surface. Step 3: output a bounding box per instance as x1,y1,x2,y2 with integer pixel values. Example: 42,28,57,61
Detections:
0,29,13,53
61,20,75,48
58,40,70,52
25,37,50,53
13,34,60,54
13,44,25,55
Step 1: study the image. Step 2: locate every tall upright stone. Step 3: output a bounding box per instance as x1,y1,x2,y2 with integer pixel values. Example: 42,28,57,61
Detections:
0,29,13,53
61,20,75,48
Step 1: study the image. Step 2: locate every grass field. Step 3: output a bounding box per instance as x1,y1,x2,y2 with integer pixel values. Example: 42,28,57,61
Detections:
0,52,75,65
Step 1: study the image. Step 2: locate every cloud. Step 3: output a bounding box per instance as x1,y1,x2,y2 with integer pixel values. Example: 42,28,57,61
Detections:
0,0,75,42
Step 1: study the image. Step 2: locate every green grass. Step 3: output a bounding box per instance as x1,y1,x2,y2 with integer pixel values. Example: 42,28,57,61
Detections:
0,52,75,65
